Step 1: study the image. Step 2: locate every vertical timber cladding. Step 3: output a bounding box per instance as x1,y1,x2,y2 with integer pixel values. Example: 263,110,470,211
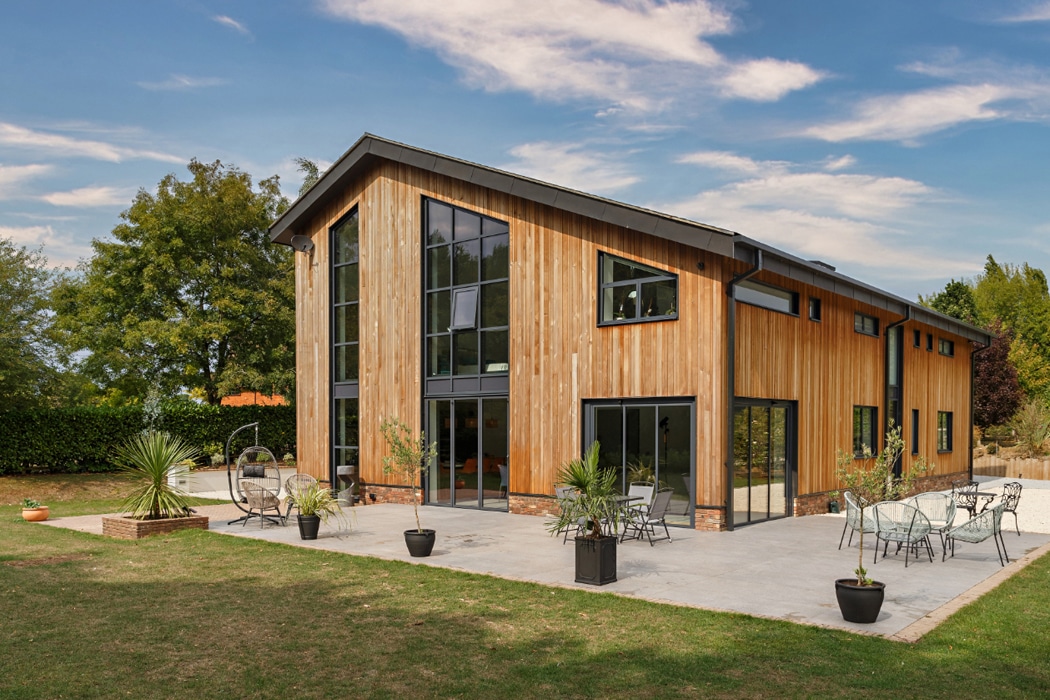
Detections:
294,158,729,502
903,324,973,478
733,267,976,498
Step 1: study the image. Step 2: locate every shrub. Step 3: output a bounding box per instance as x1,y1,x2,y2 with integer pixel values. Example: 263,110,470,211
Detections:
1010,399,1050,457
114,430,200,519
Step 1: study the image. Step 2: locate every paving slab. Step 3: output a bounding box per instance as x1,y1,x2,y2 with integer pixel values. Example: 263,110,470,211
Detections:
42,500,1050,641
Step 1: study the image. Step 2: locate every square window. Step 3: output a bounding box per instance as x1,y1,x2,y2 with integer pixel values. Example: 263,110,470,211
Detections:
450,287,479,330
938,338,955,357
598,252,678,325
854,313,879,337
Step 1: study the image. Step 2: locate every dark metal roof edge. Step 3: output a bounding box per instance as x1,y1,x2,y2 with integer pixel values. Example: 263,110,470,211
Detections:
269,133,737,250
733,235,991,344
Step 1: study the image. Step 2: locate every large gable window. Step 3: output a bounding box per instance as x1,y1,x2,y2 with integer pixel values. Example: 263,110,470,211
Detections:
598,252,677,325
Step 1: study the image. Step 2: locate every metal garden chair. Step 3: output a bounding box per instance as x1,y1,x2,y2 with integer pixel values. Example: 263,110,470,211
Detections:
554,486,581,544
905,492,956,557
620,487,674,545
626,481,656,517
944,503,1010,566
951,479,979,518
838,490,875,550
1000,481,1022,535
872,501,934,567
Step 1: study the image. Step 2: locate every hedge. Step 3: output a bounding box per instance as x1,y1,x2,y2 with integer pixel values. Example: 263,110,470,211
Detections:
0,403,296,475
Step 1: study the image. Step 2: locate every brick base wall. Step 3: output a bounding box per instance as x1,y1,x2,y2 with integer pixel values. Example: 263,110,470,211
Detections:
695,508,726,531
794,470,970,517
101,515,209,540
509,494,560,517
360,483,421,506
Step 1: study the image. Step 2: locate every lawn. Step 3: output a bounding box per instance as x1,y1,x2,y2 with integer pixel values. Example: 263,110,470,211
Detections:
2,475,1049,699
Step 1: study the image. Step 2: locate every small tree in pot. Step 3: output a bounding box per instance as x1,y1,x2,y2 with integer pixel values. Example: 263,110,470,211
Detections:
380,417,439,557
835,425,930,622
548,441,621,585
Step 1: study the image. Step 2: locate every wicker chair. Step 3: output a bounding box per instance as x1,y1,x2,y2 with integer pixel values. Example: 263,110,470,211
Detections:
944,503,1009,566
905,492,956,557
872,501,934,567
838,491,876,550
283,473,319,521
1000,481,1022,535
241,480,284,528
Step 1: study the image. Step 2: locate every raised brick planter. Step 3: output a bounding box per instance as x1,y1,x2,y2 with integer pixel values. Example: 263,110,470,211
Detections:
101,514,209,540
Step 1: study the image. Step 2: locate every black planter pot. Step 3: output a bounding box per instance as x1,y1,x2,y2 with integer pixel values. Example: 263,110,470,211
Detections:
575,535,617,585
404,529,436,557
835,578,886,623
297,514,321,540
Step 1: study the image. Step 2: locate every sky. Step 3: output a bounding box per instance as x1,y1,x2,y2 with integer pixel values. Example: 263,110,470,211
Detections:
3,0,1050,300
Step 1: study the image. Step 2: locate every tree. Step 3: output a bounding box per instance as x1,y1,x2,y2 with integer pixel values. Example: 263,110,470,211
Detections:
0,238,59,409
51,159,294,405
973,321,1023,428
295,157,320,198
920,279,978,324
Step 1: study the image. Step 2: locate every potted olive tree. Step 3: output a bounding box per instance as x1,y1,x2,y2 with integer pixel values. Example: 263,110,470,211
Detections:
548,441,620,585
835,425,929,623
380,417,439,557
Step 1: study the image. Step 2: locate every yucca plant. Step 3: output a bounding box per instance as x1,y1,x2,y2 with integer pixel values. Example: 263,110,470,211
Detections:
114,430,200,520
293,481,345,524
548,441,619,540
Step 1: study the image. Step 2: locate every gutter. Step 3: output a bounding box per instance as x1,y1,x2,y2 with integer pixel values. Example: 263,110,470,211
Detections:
725,247,762,531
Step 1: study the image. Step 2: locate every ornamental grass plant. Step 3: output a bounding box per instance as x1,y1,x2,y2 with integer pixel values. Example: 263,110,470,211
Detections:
114,429,200,520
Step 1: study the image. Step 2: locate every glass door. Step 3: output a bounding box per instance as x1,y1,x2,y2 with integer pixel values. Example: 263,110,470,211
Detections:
732,401,793,526
426,397,508,511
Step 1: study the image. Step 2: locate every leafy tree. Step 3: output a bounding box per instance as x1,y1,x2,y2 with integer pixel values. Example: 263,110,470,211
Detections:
973,321,1023,428
295,157,320,198
52,159,294,405
921,279,978,324
0,238,59,409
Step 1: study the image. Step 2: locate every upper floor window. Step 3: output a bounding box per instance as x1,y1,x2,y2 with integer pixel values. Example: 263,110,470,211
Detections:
853,405,878,456
938,338,955,357
424,199,509,379
598,252,677,325
332,209,359,385
913,329,922,348
854,312,879,337
937,411,953,452
808,296,822,322
736,279,799,315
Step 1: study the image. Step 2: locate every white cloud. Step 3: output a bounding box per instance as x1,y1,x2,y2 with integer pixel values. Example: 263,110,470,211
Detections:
0,163,53,197
0,225,91,268
0,122,183,163
319,0,823,111
137,74,228,91
666,151,978,280
213,15,251,34
999,2,1050,22
802,84,1013,143
721,58,824,102
502,141,639,194
822,155,855,172
41,186,133,207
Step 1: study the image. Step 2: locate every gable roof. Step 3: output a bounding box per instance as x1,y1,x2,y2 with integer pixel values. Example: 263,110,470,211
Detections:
270,133,989,345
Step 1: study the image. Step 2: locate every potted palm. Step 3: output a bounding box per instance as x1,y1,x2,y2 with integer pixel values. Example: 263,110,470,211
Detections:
380,417,439,557
102,430,210,539
835,425,929,623
21,498,49,522
548,442,620,585
291,481,344,540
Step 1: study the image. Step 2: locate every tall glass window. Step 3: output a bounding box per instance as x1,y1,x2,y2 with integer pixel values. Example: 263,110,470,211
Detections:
424,199,509,380
331,209,359,496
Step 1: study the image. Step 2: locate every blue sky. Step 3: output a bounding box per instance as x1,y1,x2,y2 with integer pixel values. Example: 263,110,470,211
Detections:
4,1,1050,300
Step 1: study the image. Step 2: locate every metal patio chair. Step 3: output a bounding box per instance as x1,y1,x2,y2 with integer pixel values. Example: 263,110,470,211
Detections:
554,486,582,544
626,481,656,517
951,479,979,518
838,491,875,550
905,492,956,557
620,487,674,546
1000,481,1022,535
872,501,934,567
944,503,1009,566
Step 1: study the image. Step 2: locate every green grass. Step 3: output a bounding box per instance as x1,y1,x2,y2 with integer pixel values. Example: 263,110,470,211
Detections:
2,474,1049,698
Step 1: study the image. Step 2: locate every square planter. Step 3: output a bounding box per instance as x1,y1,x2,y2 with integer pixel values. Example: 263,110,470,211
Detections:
574,535,617,585
102,514,209,540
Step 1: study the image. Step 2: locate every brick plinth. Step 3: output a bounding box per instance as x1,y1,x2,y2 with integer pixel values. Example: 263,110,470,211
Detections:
694,507,726,531
361,484,421,506
509,494,560,517
102,514,209,539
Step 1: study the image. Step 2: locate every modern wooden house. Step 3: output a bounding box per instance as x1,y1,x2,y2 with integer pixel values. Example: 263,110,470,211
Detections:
269,134,989,531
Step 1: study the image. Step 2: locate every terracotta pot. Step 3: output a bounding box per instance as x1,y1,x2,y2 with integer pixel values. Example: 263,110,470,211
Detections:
22,506,49,522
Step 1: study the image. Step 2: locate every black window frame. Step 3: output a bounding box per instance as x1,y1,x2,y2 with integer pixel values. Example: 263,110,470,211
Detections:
330,207,360,495
937,411,953,452
854,312,879,337
735,278,799,316
927,333,934,352
911,409,920,456
938,338,955,357
808,296,822,322
597,252,678,326
853,405,878,457
913,329,922,348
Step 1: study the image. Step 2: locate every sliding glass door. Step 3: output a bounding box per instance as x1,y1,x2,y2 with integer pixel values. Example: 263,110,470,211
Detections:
732,400,794,526
426,397,508,511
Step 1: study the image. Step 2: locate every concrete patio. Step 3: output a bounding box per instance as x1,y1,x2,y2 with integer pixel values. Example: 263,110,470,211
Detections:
44,474,1050,642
